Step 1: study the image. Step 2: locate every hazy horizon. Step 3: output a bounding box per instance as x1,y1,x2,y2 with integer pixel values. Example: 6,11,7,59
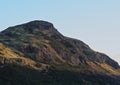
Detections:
0,0,120,64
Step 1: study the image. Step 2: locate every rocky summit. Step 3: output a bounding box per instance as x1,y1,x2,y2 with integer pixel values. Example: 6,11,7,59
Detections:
0,20,120,85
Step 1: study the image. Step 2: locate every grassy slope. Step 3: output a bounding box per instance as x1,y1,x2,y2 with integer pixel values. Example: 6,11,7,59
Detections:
0,63,120,85
0,21,120,85
0,43,120,85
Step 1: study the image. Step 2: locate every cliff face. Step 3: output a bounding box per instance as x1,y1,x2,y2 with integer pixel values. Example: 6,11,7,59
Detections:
0,20,120,85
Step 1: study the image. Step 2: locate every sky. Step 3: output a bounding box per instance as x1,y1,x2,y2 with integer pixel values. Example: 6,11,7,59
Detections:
0,0,120,64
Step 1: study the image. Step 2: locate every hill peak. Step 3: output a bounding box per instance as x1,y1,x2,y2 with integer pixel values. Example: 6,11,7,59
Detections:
24,20,54,28
0,20,63,39
16,20,54,31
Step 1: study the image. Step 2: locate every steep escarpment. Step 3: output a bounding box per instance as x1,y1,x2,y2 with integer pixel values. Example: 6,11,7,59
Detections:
0,20,120,85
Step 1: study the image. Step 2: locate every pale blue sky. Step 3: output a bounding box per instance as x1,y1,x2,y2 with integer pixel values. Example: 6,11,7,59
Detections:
0,0,120,63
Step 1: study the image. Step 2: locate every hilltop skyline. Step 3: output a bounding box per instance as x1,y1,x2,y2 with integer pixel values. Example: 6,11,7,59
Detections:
0,0,120,64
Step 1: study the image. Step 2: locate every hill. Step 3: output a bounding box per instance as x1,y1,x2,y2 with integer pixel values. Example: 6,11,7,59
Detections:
0,20,120,85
